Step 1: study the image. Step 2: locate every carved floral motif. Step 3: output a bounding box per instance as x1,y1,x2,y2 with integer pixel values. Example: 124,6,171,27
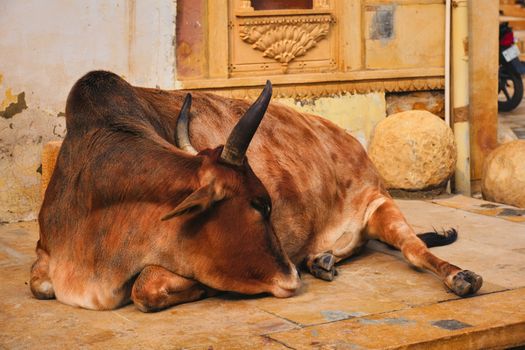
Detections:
239,15,333,72
200,77,446,100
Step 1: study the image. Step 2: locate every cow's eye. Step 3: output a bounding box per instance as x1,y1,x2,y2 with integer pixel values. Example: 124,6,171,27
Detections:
251,198,271,218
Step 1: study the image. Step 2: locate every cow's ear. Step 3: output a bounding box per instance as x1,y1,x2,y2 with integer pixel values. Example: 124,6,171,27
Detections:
161,183,224,221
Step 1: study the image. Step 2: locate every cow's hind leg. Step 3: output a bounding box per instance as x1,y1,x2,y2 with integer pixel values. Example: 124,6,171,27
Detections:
366,198,482,296
131,265,213,312
30,243,55,299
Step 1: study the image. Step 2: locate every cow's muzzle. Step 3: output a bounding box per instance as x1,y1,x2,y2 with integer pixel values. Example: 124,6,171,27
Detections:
270,266,301,298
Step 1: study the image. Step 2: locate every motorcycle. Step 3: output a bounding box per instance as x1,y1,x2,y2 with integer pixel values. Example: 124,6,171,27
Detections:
499,22,525,112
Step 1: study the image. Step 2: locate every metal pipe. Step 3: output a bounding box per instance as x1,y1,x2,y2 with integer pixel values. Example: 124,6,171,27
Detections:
445,0,452,193
452,0,471,196
445,0,451,128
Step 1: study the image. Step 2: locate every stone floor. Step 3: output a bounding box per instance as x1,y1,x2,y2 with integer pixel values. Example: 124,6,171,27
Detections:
0,196,524,349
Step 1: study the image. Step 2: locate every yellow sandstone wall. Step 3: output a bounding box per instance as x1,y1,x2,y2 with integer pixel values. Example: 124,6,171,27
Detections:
277,93,386,148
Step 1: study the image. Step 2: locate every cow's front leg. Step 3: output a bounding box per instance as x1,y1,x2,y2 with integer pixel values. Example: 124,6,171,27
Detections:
306,252,337,281
306,231,368,281
366,198,482,296
131,265,213,312
30,243,55,300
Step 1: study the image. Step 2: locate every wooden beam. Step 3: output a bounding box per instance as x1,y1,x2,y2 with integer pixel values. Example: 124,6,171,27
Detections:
469,0,499,190
207,0,229,78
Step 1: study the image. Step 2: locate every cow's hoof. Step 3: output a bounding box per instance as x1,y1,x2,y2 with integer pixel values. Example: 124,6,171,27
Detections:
310,253,337,281
450,270,483,296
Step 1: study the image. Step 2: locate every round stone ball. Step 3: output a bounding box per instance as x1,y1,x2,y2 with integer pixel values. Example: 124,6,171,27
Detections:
482,140,525,208
368,110,457,190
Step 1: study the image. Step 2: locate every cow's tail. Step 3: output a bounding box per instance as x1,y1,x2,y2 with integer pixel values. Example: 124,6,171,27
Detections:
417,228,458,248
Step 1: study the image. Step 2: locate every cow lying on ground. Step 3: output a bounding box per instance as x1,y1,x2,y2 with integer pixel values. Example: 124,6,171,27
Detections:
31,71,482,312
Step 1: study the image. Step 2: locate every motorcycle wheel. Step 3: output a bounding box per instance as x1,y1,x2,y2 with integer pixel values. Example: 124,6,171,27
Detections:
498,65,524,112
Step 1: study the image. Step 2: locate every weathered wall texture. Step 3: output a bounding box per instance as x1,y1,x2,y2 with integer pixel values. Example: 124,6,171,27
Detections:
277,93,386,147
364,3,445,70
0,0,177,222
386,91,445,119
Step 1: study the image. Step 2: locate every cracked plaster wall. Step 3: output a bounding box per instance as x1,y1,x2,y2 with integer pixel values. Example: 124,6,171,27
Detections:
0,0,177,222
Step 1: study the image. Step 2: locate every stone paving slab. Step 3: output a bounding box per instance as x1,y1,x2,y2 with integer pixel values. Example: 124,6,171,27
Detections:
242,250,505,327
269,288,525,350
397,198,525,251
429,195,525,223
0,197,524,349
0,264,297,349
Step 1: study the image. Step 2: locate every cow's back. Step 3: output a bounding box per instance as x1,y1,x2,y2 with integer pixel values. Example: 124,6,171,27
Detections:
139,89,385,263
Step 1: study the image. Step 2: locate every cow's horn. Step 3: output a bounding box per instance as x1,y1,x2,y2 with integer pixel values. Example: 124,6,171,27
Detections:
220,80,272,166
175,93,198,155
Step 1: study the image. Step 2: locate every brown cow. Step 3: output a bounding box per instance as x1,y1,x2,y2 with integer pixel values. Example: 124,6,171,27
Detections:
31,71,300,311
31,71,482,312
